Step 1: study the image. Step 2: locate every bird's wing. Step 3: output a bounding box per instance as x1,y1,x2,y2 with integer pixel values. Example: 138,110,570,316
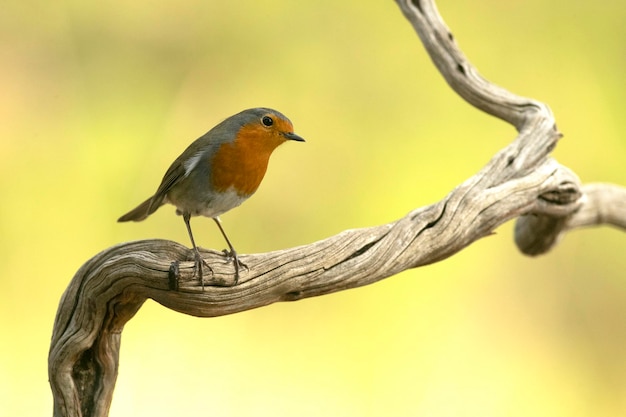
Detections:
146,160,187,214
147,148,207,214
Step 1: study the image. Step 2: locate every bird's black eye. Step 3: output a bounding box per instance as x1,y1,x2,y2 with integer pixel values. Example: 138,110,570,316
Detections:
261,116,274,127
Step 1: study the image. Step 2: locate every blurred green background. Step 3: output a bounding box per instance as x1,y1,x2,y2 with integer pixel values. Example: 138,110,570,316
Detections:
1,0,625,416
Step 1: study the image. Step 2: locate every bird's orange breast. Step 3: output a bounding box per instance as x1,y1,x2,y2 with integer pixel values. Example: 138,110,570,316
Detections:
210,124,287,196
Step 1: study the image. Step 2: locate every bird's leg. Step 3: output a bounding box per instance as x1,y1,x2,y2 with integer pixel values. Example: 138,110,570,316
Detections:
183,213,212,290
213,217,247,285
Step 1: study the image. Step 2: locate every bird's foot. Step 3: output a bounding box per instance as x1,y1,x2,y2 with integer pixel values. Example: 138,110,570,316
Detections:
221,249,248,285
193,249,213,290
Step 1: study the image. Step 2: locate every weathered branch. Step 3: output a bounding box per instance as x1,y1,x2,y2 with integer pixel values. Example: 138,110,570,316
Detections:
515,182,626,255
49,1,626,416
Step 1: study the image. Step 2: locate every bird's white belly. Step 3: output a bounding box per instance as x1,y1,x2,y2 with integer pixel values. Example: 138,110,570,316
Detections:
168,186,249,218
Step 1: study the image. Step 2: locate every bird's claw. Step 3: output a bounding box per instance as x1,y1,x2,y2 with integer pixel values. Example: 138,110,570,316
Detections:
193,250,213,290
221,249,248,285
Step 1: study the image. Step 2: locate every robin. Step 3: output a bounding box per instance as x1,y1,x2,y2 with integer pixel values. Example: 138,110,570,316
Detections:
118,107,305,287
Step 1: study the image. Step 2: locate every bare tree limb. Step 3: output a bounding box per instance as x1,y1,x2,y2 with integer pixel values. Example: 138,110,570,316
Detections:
49,1,626,416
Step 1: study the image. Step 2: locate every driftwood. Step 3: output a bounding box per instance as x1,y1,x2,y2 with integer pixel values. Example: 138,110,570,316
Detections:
48,1,626,416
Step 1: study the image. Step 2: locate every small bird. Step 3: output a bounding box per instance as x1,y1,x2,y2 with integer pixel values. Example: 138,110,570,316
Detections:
118,107,305,286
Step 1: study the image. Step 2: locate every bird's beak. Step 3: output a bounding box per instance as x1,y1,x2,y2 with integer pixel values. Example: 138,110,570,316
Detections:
283,132,305,142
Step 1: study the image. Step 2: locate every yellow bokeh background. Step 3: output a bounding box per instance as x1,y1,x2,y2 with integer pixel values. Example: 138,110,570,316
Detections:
2,0,625,416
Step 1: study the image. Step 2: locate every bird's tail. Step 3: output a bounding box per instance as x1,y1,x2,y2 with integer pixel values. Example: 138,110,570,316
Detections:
118,197,158,222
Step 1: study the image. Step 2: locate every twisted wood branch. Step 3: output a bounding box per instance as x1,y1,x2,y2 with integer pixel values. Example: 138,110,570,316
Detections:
49,1,626,416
